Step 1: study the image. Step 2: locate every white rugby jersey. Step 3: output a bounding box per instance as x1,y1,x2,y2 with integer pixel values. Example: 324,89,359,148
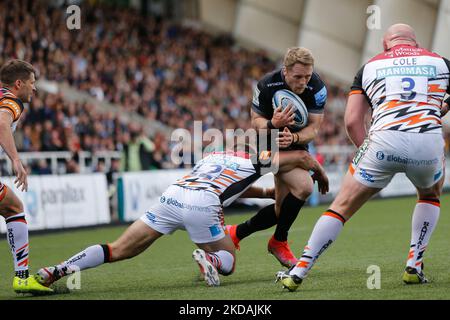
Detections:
350,45,450,134
173,151,263,207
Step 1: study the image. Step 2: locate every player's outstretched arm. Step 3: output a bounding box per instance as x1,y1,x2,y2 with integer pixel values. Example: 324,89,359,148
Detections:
239,186,275,199
0,112,27,191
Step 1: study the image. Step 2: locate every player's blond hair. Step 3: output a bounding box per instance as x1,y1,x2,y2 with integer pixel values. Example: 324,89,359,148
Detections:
283,47,314,69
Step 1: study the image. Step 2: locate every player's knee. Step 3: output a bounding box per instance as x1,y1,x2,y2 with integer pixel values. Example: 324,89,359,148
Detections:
13,201,24,214
291,183,313,200
0,201,24,218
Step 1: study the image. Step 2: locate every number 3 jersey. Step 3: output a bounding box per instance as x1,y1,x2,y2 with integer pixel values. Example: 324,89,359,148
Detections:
173,151,265,207
350,44,450,134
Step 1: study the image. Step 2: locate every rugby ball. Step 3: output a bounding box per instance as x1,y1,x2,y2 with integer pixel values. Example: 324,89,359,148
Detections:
272,89,308,130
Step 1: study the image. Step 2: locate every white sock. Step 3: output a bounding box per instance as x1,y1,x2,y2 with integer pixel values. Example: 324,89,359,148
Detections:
207,250,235,275
58,244,111,274
290,210,345,279
406,199,440,273
5,213,29,278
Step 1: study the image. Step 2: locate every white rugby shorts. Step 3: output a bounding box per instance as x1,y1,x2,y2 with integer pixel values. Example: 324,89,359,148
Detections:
140,185,225,243
349,131,445,189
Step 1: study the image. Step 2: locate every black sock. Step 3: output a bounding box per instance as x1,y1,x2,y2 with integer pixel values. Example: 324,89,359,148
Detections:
15,270,29,279
273,193,305,242
236,204,277,240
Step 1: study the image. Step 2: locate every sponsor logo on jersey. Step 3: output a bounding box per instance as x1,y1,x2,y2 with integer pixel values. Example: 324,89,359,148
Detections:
252,86,260,106
209,224,222,237
314,86,327,106
163,197,210,212
376,151,385,160
267,82,284,87
376,66,436,79
359,169,375,183
145,212,157,223
385,155,438,166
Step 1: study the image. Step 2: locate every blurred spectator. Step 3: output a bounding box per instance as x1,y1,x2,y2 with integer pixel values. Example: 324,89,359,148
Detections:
66,155,80,174
32,159,52,175
120,123,156,171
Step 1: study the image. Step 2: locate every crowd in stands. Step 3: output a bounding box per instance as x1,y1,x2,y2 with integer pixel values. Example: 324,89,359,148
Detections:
0,0,448,175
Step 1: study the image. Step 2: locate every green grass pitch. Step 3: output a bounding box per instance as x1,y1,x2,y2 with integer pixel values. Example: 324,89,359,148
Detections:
1,194,450,300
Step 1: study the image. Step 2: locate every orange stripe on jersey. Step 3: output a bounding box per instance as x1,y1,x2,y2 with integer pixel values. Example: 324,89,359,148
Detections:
323,211,346,224
220,176,234,184
348,164,355,175
348,90,363,96
428,84,446,93
213,179,228,187
0,99,21,120
418,200,440,207
382,113,441,129
378,100,410,112
0,105,17,120
222,169,242,180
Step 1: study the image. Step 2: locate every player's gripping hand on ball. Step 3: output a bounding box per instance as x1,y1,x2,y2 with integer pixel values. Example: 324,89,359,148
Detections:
271,105,296,128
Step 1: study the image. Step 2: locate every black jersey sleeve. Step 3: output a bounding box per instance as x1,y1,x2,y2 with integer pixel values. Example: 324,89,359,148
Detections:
251,80,273,118
349,65,373,108
350,65,364,93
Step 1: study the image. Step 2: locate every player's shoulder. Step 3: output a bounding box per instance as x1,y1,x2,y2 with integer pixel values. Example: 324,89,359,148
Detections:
0,95,24,121
258,69,284,89
308,71,326,93
307,71,327,107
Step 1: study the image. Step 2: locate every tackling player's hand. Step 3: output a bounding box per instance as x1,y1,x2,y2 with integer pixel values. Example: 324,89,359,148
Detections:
276,127,294,148
12,159,28,192
312,169,329,195
441,102,449,118
271,105,296,128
